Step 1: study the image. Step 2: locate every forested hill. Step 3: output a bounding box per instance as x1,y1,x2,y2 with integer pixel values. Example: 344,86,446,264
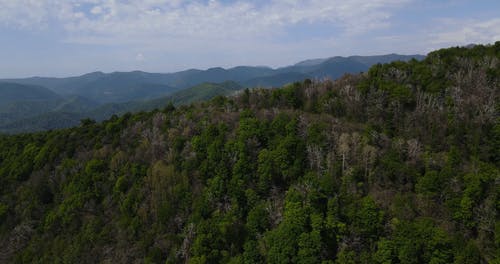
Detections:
0,54,423,134
0,43,498,263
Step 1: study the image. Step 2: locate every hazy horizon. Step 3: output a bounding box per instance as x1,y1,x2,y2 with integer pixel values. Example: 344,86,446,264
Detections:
2,52,428,79
1,0,499,78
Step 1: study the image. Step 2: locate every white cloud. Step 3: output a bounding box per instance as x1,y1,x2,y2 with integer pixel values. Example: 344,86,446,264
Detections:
90,6,103,15
0,0,51,29
0,0,424,75
135,53,145,61
3,0,497,77
429,18,500,46
0,0,409,42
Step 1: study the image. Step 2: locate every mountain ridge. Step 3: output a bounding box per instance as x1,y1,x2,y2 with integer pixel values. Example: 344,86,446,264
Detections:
0,82,61,106
2,53,425,90
0,53,425,133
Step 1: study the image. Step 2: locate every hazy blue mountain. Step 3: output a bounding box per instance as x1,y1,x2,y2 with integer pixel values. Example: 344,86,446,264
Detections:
88,81,244,121
0,94,99,128
0,83,64,126
2,68,263,101
163,66,274,88
1,72,106,95
162,80,243,105
293,58,329,67
2,54,424,95
349,54,426,66
0,53,425,133
52,96,99,113
0,82,61,106
278,54,424,78
307,57,368,79
0,81,244,133
242,72,311,87
0,112,84,133
73,71,181,103
3,71,178,103
228,54,423,86
293,54,426,69
0,100,61,126
262,54,425,86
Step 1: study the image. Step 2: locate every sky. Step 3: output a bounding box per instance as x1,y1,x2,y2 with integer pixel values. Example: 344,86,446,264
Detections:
0,0,499,78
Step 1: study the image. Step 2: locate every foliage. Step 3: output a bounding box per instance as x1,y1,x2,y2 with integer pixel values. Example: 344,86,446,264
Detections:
0,43,498,263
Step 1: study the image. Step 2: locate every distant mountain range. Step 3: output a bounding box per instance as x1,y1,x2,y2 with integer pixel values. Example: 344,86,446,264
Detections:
0,53,424,133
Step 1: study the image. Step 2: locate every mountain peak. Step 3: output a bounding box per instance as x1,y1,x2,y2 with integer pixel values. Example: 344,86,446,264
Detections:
83,71,105,77
294,58,330,67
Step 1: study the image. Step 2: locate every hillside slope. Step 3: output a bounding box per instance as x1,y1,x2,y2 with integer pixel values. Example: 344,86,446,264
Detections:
0,82,60,106
2,72,179,103
0,82,242,133
0,44,498,263
87,81,243,121
0,54,424,133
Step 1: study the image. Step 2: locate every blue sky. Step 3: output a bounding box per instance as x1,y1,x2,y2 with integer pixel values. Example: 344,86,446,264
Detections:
0,0,498,78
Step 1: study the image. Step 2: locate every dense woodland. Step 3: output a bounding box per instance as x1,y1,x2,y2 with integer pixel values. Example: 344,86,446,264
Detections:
0,43,498,263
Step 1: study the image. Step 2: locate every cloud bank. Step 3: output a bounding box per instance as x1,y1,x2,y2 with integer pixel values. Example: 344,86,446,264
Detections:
0,0,408,43
0,0,498,77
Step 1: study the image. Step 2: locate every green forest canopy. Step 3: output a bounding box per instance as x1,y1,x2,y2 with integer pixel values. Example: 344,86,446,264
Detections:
0,43,499,263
